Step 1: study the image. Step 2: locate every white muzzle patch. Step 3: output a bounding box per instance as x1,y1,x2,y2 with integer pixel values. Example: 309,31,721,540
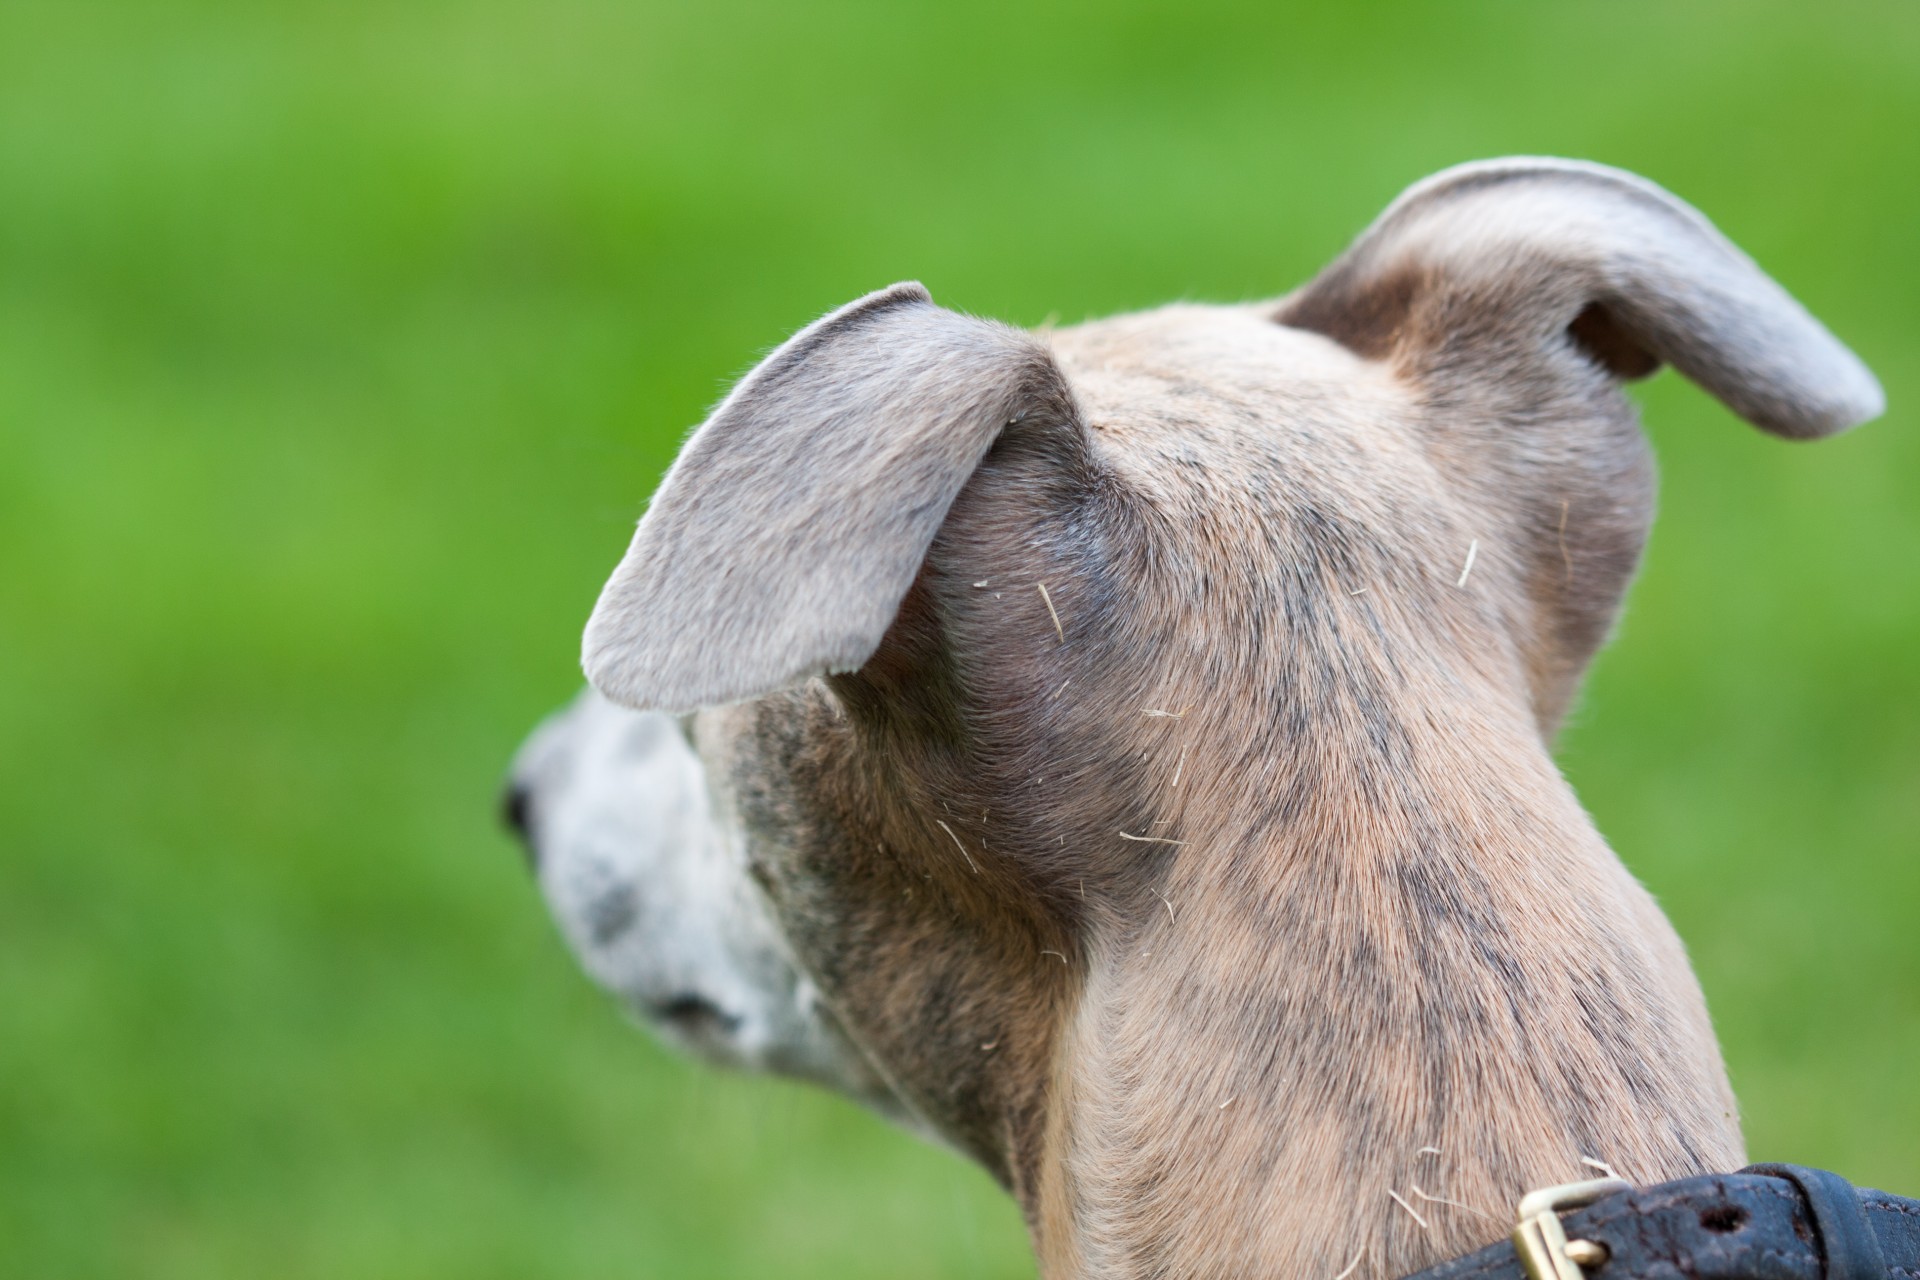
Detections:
506,690,902,1111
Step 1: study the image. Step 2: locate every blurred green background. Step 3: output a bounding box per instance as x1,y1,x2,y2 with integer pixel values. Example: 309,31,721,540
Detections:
2,1,1915,1276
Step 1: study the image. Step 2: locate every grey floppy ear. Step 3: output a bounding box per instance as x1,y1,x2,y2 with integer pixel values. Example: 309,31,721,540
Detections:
583,282,1079,713
1277,157,1883,439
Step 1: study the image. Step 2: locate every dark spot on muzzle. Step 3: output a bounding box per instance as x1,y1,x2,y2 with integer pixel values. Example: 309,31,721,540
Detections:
584,882,640,945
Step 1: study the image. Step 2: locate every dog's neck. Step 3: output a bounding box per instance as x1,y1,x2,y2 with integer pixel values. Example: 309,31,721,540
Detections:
1020,661,1740,1280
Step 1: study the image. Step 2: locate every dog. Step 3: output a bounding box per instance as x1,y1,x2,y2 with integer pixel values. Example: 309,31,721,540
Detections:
504,158,1882,1279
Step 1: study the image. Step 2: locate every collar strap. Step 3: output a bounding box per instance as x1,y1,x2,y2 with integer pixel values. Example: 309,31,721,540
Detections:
1401,1166,1919,1280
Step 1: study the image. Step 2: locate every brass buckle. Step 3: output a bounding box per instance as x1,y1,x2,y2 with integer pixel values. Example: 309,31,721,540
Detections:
1513,1178,1628,1280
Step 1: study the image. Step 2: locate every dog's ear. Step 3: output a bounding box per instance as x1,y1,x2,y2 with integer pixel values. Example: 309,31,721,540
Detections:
1277,158,1882,438
583,283,1080,713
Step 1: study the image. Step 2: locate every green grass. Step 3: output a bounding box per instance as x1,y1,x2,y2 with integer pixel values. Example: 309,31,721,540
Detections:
2,1,1916,1275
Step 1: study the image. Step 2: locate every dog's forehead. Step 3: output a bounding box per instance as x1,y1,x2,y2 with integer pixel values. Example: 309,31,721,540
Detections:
1046,303,1416,467
1049,302,1385,402
1044,301,1436,526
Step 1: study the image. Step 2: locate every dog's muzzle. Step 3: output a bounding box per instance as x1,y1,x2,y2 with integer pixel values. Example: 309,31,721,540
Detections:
502,690,912,1119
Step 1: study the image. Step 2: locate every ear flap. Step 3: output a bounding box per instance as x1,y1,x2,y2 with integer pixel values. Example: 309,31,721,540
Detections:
583,282,1080,713
1276,157,1883,439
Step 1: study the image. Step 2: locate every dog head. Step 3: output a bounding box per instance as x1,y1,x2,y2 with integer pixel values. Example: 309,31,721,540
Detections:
508,159,1879,1276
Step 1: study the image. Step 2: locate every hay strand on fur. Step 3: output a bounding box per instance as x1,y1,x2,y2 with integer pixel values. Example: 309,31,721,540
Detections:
1411,1185,1498,1224
1388,1189,1430,1231
934,819,979,873
1118,830,1188,846
1036,581,1065,642
1456,538,1480,588
1580,1156,1621,1180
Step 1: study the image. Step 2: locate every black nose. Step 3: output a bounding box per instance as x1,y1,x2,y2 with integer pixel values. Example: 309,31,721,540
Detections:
500,780,538,869
652,993,741,1037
